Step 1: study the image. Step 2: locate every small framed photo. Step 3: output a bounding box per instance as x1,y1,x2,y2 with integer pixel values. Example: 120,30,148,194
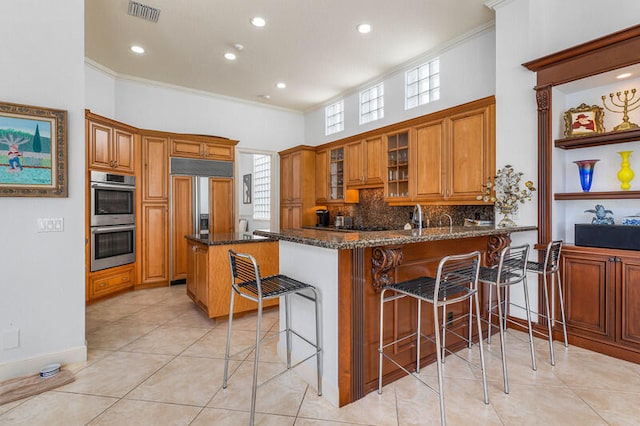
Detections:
563,103,605,137
243,173,251,204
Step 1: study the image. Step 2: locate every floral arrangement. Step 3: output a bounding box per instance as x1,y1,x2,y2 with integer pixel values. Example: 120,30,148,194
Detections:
478,165,536,223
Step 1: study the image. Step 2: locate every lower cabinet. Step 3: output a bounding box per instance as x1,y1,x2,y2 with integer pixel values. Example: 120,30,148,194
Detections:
186,240,279,318
88,264,135,301
280,204,302,230
140,203,169,286
562,245,640,359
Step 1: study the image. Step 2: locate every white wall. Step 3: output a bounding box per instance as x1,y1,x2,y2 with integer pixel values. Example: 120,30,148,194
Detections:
304,27,496,146
113,79,304,153
0,0,86,380
85,62,116,118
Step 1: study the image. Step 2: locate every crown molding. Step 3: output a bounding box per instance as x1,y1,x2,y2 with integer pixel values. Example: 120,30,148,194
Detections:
484,0,517,11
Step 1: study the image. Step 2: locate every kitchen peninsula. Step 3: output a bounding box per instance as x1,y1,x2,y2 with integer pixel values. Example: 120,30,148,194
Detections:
254,225,536,407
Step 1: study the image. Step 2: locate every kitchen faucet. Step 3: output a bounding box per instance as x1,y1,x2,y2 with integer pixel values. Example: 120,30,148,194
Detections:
413,204,423,231
440,213,453,231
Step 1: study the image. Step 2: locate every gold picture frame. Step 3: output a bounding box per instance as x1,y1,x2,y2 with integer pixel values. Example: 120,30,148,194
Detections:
0,101,67,197
563,103,605,137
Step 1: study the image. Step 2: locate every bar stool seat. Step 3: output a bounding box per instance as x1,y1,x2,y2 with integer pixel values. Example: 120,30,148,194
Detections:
223,250,322,426
477,244,536,394
378,251,488,426
524,240,569,366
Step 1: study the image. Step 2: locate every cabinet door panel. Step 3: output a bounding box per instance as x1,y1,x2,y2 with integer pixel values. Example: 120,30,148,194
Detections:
291,152,302,202
210,178,234,234
414,121,445,200
346,141,363,186
618,257,640,350
171,176,193,281
141,204,169,284
448,111,487,200
88,121,112,170
202,143,234,161
113,129,135,173
280,205,291,229
171,139,202,158
142,136,169,202
280,154,292,202
562,251,612,341
364,137,383,185
315,150,328,203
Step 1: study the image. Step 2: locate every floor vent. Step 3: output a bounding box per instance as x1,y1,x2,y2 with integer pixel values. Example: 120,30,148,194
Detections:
128,1,161,23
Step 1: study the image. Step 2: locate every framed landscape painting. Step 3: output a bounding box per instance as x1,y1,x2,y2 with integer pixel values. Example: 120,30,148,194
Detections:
0,101,67,197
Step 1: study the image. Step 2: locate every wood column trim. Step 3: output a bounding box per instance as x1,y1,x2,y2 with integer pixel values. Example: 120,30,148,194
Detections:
535,85,552,247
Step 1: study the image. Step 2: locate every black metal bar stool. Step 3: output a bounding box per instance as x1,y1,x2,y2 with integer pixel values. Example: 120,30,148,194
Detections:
525,240,568,366
377,251,488,426
477,244,536,394
223,250,322,425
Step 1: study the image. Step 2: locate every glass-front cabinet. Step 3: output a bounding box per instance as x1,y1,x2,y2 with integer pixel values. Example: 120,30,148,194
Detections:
329,147,344,202
385,130,410,200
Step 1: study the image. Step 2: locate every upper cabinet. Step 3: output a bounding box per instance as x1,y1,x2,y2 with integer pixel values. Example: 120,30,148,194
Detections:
345,136,384,188
315,149,328,204
279,146,316,229
385,130,410,202
328,146,345,203
170,136,236,161
86,113,136,174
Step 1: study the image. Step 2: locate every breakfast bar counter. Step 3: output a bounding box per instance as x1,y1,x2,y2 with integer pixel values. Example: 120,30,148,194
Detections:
254,225,536,407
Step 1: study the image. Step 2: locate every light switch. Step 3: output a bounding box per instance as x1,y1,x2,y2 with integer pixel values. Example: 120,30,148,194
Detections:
37,217,64,232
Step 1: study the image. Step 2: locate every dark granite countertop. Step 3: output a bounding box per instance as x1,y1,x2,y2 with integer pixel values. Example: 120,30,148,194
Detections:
185,233,275,246
254,225,537,250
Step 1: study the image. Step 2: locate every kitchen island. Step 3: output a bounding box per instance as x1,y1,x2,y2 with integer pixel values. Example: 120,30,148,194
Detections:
254,225,536,407
185,233,279,318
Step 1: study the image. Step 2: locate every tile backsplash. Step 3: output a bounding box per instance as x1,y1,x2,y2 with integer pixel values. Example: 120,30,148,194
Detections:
324,188,494,229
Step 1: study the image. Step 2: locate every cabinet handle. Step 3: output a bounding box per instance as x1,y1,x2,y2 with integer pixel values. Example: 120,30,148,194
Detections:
615,257,621,263
608,256,615,262
98,282,106,288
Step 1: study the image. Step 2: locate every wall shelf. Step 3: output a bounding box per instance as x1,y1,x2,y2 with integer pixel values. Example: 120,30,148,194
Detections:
555,128,640,150
554,190,640,200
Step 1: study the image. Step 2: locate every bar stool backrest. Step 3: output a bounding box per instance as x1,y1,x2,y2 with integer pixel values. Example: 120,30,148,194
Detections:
433,251,481,304
228,250,263,299
497,244,529,286
543,240,563,274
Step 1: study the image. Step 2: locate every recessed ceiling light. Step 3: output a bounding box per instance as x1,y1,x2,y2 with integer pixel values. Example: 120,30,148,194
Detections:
258,94,271,100
276,82,287,89
251,17,266,27
224,52,237,61
130,45,145,54
357,23,372,34
617,72,632,79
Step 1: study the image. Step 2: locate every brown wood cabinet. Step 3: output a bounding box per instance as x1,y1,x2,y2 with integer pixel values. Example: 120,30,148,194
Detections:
170,136,235,161
210,178,234,234
345,137,383,188
87,113,136,174
141,134,169,202
315,149,328,204
328,146,345,203
562,245,640,361
140,203,170,286
279,146,316,229
186,239,279,318
87,264,135,301
171,176,193,282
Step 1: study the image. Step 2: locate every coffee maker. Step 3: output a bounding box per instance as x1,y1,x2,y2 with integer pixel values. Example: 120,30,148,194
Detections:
316,209,330,227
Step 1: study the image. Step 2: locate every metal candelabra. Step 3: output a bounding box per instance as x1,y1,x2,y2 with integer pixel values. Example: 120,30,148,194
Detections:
602,88,640,131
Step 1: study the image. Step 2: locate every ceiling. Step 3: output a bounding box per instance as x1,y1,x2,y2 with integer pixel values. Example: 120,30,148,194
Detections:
85,0,494,112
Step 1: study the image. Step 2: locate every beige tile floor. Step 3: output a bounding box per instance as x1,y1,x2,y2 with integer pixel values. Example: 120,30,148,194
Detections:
2,284,640,425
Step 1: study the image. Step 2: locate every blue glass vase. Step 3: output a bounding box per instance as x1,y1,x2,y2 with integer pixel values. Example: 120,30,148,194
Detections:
573,159,599,192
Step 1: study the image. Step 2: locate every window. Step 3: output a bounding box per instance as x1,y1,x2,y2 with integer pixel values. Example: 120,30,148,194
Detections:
325,100,344,135
252,154,271,220
360,83,384,124
405,58,440,109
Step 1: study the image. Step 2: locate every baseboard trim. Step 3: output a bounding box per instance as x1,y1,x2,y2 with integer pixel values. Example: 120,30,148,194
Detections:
0,345,87,382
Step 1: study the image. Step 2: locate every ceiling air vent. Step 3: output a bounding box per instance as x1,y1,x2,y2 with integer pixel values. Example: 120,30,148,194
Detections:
128,1,161,23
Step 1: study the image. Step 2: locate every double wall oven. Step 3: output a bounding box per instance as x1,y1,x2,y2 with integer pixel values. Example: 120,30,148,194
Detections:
90,171,136,272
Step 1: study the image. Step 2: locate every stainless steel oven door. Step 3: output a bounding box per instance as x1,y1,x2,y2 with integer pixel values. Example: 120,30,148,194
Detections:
91,224,136,272
90,182,135,226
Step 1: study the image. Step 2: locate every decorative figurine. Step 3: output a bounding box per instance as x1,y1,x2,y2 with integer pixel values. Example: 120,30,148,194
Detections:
585,204,615,225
